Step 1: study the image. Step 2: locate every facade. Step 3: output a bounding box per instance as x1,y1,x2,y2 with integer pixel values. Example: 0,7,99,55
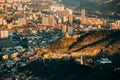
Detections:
7,23,13,29
116,20,120,27
81,9,86,24
42,15,50,26
0,0,6,10
68,14,73,24
61,24,67,33
0,30,9,38
42,15,55,26
49,15,55,26
67,27,73,34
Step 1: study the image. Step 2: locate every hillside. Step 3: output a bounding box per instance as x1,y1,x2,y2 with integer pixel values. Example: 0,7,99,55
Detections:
18,59,120,80
17,30,120,80
50,30,120,56
61,0,120,19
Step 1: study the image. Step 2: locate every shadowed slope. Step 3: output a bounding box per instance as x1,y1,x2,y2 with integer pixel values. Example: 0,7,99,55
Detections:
18,59,120,80
72,30,120,52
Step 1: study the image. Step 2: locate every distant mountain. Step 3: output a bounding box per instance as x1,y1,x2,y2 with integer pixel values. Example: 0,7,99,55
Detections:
61,0,120,19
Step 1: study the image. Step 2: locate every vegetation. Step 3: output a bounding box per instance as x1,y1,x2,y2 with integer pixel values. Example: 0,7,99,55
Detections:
19,59,120,80
50,30,120,56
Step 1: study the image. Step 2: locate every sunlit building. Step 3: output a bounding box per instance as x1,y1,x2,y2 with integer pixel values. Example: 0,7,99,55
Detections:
42,15,50,26
116,20,120,27
81,9,86,24
0,0,6,10
61,24,67,33
68,14,73,24
49,15,55,26
42,15,55,26
7,23,13,30
56,10,63,17
0,30,9,38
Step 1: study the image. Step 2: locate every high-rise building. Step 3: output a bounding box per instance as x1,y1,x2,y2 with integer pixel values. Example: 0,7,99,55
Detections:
68,14,73,24
63,9,69,17
49,15,55,26
81,9,86,24
56,10,63,17
63,9,73,17
62,16,68,23
42,15,55,26
61,24,67,33
42,15,49,26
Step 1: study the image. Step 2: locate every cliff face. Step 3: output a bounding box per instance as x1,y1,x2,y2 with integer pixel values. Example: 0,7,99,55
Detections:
50,30,120,56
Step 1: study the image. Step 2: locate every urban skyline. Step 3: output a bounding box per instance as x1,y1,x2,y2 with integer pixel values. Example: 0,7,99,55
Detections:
0,0,120,80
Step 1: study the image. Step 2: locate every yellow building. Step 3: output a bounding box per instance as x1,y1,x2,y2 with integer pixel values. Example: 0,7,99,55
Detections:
3,54,9,60
7,23,13,30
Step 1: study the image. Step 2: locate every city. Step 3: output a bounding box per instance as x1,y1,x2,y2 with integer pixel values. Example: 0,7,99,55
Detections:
0,0,120,80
